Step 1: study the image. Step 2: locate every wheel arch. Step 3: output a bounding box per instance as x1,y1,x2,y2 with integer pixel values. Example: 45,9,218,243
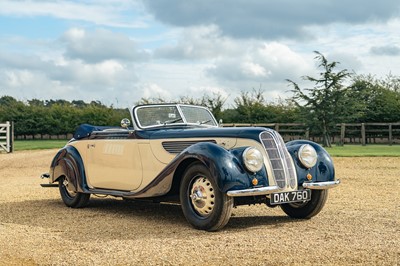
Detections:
286,140,335,184
168,142,253,195
50,145,88,193
168,158,199,196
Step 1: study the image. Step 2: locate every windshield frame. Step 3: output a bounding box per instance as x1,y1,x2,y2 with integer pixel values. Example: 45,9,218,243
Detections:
131,104,218,130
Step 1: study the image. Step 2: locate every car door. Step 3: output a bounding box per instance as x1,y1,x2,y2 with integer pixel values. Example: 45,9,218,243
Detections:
85,139,143,191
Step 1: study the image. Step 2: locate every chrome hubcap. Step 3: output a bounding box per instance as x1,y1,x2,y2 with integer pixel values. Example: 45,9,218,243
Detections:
63,178,76,197
190,177,215,217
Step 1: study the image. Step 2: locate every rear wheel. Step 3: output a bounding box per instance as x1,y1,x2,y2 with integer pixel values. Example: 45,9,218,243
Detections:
280,190,328,219
59,176,90,208
180,163,233,231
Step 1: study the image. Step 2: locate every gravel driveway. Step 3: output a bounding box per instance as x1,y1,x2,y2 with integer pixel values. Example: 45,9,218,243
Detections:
0,150,398,265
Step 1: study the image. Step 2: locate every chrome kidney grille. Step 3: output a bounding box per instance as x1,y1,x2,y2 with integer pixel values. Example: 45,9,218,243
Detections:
260,130,296,189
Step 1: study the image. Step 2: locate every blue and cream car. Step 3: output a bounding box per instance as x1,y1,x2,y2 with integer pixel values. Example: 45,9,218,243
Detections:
42,104,340,231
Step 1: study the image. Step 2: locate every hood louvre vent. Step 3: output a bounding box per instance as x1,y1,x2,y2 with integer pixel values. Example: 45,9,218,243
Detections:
162,140,217,154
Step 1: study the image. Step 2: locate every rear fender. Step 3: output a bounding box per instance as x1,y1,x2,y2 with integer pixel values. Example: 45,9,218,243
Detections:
50,146,88,193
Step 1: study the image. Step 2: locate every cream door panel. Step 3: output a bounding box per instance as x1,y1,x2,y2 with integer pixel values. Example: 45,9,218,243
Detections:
137,143,167,189
86,140,142,191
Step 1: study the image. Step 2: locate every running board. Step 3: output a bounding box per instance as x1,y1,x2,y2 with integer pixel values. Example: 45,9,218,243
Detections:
40,184,58,188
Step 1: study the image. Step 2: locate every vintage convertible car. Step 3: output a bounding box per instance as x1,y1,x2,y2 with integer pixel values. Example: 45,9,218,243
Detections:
41,104,340,231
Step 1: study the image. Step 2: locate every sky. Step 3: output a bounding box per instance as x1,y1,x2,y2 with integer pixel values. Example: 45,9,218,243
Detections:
0,0,400,108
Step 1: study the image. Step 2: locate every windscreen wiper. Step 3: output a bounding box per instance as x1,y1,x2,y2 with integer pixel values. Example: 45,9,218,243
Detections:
164,117,183,125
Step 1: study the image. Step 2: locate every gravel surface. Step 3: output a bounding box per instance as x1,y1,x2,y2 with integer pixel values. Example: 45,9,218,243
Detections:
0,150,399,265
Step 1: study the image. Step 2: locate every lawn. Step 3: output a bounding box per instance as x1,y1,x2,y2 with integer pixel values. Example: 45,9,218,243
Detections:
325,144,400,157
14,140,67,151
11,140,400,157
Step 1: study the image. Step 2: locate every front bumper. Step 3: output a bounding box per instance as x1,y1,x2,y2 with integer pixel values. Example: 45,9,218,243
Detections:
226,179,340,197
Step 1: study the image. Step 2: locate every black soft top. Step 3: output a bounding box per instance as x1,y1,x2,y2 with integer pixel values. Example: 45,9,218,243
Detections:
73,124,116,140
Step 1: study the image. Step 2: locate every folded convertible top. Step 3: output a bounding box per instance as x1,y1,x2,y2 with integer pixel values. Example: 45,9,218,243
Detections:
73,124,113,140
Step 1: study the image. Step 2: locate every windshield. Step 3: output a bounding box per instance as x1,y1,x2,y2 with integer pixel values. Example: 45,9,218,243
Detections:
134,104,218,129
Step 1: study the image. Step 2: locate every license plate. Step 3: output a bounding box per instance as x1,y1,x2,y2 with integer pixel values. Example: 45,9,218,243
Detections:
270,189,311,205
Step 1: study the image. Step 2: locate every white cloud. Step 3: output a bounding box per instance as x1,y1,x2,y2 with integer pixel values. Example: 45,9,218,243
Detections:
155,25,232,60
62,28,150,63
140,83,172,99
0,0,147,28
370,45,400,56
142,0,400,39
207,42,312,84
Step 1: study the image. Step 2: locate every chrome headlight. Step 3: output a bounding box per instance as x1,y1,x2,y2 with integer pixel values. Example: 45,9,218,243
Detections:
298,144,317,168
243,147,264,173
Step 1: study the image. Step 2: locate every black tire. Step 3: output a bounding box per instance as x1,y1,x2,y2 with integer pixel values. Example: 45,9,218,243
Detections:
59,176,90,208
180,163,233,231
280,190,328,219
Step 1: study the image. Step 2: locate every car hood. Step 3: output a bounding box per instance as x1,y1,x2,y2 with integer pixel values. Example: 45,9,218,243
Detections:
135,126,268,142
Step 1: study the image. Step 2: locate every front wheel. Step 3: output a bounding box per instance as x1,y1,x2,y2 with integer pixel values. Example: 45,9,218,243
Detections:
59,176,90,208
280,190,328,219
180,163,233,231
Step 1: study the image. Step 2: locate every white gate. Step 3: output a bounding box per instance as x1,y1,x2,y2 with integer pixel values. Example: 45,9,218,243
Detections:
0,121,13,153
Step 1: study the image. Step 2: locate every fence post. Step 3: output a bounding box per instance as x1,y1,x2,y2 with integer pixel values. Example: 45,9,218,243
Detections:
10,121,14,153
7,121,10,152
305,127,310,139
361,123,366,146
389,123,393,146
340,123,346,146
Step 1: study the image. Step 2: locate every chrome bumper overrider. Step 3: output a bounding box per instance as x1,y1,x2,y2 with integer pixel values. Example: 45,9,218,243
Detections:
302,179,340,190
227,186,281,197
226,179,340,197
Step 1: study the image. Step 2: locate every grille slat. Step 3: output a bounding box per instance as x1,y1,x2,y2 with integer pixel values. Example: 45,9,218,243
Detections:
260,130,297,189
162,140,217,154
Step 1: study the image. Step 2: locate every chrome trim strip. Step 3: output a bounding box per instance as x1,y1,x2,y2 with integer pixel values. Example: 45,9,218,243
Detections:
302,179,341,190
226,186,281,197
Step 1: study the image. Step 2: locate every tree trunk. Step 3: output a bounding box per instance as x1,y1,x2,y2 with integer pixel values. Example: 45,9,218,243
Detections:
322,121,332,147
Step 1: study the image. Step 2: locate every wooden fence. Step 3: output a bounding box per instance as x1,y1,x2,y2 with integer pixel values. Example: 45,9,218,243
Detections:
11,122,400,145
0,121,14,153
337,123,400,146
224,122,400,145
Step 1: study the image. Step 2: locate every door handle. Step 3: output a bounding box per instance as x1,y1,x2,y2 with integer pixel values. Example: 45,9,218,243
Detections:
87,144,96,149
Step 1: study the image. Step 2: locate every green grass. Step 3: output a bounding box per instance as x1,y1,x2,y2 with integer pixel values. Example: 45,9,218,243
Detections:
12,140,400,157
325,144,400,157
14,140,67,151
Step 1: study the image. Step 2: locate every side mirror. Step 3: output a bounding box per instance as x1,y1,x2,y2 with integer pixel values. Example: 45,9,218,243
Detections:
121,118,131,129
219,119,223,127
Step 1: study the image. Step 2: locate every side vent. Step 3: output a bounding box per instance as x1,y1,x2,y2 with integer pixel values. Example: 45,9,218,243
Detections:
162,140,217,154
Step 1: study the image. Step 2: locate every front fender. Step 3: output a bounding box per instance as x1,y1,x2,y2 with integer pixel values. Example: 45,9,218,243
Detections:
50,145,87,193
176,142,268,192
286,140,335,185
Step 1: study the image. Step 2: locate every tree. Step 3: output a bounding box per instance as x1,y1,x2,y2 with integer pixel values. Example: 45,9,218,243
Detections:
348,74,400,122
287,51,352,147
199,93,227,120
234,88,267,123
